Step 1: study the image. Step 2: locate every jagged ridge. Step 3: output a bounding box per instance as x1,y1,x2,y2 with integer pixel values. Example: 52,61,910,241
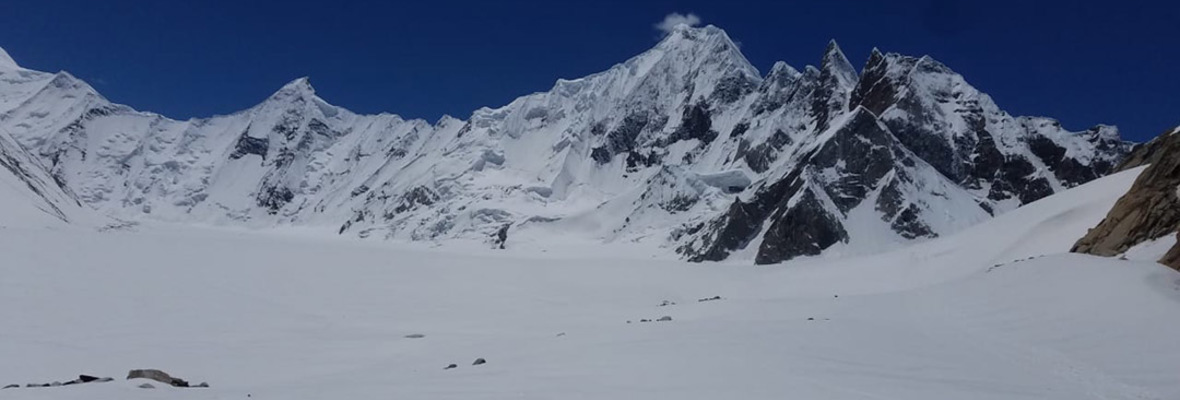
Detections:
0,26,1131,262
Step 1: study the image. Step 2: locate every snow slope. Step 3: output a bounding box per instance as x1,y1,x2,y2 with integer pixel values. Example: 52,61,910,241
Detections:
1,163,1176,399
0,127,106,229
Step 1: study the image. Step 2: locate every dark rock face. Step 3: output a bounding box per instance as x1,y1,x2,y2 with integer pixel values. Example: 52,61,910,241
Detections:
394,186,437,214
848,52,1130,207
876,176,935,239
681,163,811,262
1073,127,1180,271
257,185,295,214
729,121,750,138
590,147,611,164
741,130,792,173
810,109,897,213
625,150,662,172
810,41,858,134
987,157,1054,204
964,130,1005,190
592,113,651,164
686,109,901,265
711,73,757,104
683,103,1016,264
756,189,848,264
848,50,902,116
229,132,269,160
492,224,509,249
668,103,717,145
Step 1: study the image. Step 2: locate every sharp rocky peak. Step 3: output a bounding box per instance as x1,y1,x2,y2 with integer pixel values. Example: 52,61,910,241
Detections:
820,39,858,87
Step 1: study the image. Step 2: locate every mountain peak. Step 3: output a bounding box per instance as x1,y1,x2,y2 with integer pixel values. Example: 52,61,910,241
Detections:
278,76,314,94
825,39,843,52
263,76,317,105
0,46,19,69
654,25,758,76
768,61,800,78
820,40,857,85
656,24,731,50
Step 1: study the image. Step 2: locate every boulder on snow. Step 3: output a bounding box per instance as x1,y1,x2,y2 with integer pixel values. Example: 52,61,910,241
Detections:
126,369,191,387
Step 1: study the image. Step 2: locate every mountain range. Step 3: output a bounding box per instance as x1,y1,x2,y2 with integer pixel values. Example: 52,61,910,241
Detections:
0,25,1132,263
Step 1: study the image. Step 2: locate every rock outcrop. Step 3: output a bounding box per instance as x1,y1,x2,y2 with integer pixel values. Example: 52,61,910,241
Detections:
1073,127,1180,270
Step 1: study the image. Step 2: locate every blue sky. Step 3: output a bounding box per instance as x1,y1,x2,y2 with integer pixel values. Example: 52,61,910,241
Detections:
1,0,1176,141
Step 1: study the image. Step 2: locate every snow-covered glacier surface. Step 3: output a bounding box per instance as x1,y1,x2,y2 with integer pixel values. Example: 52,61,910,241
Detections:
2,166,1178,400
0,25,1132,263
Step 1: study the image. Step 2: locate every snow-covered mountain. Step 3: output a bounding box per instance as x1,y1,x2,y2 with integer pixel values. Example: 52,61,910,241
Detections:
0,126,102,229
0,24,1130,263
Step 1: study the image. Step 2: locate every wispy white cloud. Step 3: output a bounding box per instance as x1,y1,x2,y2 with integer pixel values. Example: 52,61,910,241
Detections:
654,12,702,34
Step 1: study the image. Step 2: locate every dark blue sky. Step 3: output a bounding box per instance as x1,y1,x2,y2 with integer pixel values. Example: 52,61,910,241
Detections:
1,0,1176,141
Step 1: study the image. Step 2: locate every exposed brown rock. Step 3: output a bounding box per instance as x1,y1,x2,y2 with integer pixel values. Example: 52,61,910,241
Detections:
1072,126,1180,270
1160,232,1180,268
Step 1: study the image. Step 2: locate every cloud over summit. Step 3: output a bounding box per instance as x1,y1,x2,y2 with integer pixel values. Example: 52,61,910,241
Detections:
654,13,702,34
